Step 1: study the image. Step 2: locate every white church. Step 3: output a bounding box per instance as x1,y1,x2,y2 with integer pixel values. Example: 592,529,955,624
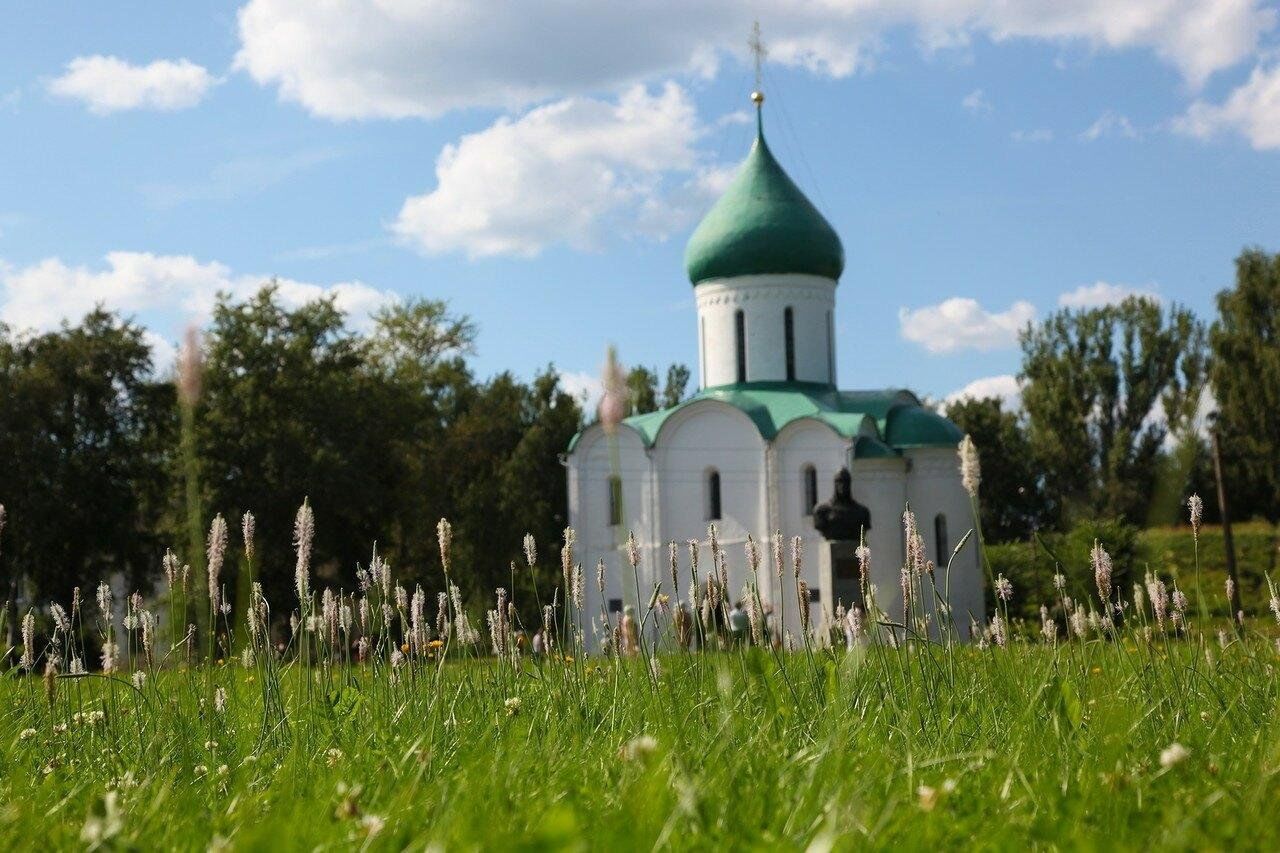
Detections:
565,89,984,640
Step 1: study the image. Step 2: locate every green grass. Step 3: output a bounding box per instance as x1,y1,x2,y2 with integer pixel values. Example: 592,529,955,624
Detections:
4,515,1280,850
4,628,1280,849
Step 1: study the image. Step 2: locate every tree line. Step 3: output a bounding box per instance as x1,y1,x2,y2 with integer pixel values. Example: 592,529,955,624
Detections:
945,248,1279,551
0,285,587,631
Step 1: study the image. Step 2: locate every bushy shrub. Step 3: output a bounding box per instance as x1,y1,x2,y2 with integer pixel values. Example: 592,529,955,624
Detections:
986,518,1143,620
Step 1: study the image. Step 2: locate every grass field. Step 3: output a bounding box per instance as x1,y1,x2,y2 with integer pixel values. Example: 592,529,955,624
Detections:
4,513,1280,850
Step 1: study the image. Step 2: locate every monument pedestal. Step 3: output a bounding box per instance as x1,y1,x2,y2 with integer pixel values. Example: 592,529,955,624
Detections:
819,540,863,612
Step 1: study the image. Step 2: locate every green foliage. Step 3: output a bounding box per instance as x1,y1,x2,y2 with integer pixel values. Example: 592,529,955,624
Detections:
944,396,1045,540
988,520,1279,622
1020,297,1207,528
662,363,691,409
625,365,659,415
1141,521,1279,615
624,362,691,416
1210,248,1280,524
0,287,581,632
0,311,175,605
197,286,413,612
194,286,582,622
986,518,1142,619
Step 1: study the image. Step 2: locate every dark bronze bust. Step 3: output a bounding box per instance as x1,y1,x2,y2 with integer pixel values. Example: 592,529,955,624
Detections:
813,468,871,542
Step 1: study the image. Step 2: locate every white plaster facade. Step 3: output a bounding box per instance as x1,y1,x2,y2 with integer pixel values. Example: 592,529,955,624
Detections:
695,274,837,387
567,399,985,647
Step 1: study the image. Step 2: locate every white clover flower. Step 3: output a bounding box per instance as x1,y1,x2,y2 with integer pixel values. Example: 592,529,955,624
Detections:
1159,742,1190,768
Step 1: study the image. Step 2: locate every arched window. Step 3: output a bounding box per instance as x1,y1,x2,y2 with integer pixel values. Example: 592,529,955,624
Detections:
934,513,948,565
734,309,747,383
802,464,818,515
607,476,622,527
784,307,796,381
707,469,722,521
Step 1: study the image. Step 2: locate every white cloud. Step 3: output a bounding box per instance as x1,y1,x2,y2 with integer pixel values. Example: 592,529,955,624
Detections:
392,83,725,257
899,297,1036,353
142,330,179,374
0,251,397,336
945,374,1022,408
1058,281,1160,308
962,88,992,113
1011,128,1054,143
234,1,1275,120
558,371,606,413
49,55,216,114
1080,110,1139,140
1175,63,1280,149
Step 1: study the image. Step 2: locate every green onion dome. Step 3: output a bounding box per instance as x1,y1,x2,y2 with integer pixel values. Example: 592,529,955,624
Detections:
684,114,844,285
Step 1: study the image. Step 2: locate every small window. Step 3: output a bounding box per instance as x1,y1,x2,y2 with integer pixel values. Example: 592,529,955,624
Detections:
934,514,948,565
802,464,818,515
734,310,747,383
608,598,623,614
784,307,796,381
608,476,622,527
707,469,722,521
808,586,821,603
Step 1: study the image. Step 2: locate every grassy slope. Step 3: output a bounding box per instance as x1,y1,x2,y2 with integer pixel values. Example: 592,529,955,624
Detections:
988,522,1279,622
3,637,1280,850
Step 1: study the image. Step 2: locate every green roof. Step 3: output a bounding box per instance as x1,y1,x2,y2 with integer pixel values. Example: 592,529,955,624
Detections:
683,112,844,285
567,382,963,453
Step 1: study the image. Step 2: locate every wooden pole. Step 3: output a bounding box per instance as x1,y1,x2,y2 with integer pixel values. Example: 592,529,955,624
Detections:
1211,429,1243,628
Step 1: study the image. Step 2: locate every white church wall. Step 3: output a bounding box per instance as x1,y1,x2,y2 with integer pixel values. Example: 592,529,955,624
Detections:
653,401,766,606
849,458,909,619
568,424,655,648
774,419,851,631
904,447,985,638
694,275,837,387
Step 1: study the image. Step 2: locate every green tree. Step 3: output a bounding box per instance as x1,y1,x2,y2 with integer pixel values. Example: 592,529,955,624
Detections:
626,366,659,415
944,396,1045,541
0,311,174,611
196,286,412,614
1210,248,1280,527
662,364,691,409
1020,297,1206,527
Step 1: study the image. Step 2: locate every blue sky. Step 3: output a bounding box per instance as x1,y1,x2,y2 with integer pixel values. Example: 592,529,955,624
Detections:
2,2,1279,407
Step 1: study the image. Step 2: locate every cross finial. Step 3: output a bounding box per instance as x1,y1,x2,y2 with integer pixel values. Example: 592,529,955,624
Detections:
748,20,767,108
